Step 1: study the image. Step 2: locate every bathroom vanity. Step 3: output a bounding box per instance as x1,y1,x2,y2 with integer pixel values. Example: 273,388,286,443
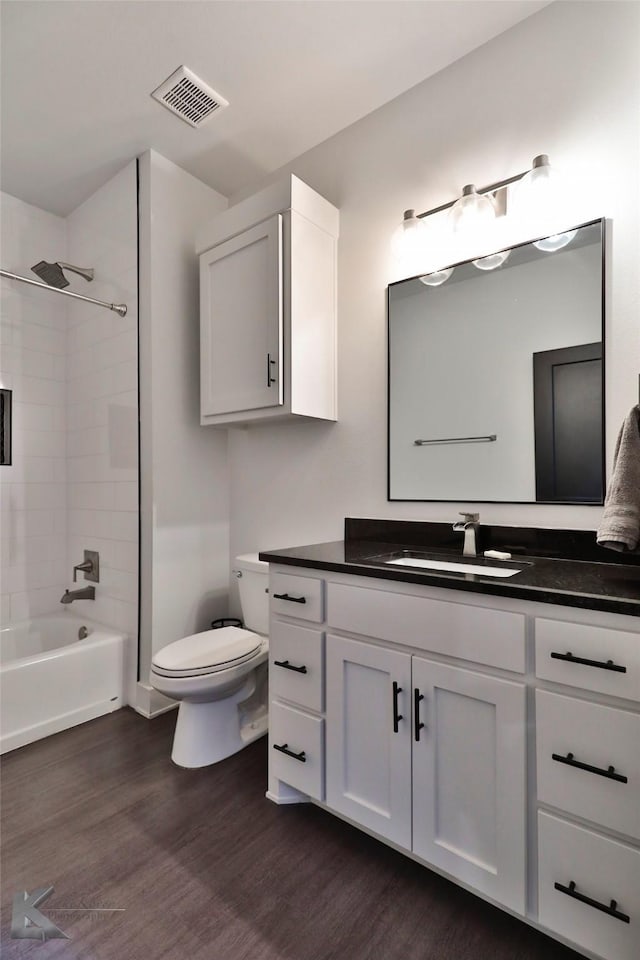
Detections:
260,522,640,960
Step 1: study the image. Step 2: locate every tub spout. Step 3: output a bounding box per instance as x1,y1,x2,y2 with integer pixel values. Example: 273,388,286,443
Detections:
60,586,95,604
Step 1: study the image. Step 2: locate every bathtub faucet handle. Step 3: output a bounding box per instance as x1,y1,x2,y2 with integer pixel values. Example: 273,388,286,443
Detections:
73,550,99,583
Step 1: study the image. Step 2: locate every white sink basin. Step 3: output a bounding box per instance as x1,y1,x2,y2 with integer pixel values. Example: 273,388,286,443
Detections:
385,557,523,578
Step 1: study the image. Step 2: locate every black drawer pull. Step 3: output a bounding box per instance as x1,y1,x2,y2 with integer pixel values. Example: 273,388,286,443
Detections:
554,881,630,924
274,659,307,674
392,681,403,733
273,743,306,763
550,651,626,673
273,593,307,604
552,752,627,783
414,688,425,742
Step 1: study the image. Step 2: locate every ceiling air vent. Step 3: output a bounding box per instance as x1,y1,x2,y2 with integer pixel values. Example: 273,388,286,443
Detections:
151,65,228,128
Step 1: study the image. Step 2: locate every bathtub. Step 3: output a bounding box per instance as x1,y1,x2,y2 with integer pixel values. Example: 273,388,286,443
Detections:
0,613,127,754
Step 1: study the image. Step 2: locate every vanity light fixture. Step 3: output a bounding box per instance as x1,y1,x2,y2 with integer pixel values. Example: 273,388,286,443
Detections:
472,249,511,271
419,268,454,287
393,154,575,279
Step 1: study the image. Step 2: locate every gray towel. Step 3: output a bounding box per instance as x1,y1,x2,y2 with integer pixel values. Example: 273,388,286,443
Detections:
597,404,640,552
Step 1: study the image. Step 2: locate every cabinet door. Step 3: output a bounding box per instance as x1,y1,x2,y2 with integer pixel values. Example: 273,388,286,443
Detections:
412,657,526,914
200,214,283,416
325,634,411,848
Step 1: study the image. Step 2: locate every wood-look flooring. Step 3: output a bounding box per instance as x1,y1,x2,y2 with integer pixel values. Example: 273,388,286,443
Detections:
1,708,583,960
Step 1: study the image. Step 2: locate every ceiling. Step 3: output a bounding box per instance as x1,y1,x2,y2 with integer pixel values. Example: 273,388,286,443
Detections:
0,0,550,216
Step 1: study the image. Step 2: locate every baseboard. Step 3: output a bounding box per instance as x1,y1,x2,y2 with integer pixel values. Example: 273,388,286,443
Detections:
265,790,311,805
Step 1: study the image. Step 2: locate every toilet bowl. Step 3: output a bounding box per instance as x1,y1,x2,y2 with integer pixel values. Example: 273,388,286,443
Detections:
149,554,269,768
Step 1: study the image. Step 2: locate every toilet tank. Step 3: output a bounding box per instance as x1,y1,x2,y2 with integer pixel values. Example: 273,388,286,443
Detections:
235,554,269,635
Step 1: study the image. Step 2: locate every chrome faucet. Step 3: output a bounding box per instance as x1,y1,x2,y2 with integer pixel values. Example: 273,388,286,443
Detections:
452,512,480,557
60,586,95,604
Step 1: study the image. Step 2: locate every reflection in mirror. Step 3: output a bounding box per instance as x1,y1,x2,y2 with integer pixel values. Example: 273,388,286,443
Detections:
388,219,604,503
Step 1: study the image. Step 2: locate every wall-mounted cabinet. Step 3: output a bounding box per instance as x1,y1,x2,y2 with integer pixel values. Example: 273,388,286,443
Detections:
197,175,339,427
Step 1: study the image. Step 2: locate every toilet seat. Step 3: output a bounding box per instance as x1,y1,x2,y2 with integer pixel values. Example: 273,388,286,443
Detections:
151,626,263,678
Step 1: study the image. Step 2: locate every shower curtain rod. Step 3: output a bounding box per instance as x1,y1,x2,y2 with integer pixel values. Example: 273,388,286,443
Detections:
0,269,128,317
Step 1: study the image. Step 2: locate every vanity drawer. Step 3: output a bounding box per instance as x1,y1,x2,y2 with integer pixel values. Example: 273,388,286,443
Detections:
535,618,640,701
327,582,525,672
270,620,324,712
270,571,324,623
538,811,640,960
270,702,324,801
536,690,640,839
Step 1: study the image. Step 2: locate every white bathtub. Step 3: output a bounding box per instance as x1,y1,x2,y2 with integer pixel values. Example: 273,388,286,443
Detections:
0,613,127,754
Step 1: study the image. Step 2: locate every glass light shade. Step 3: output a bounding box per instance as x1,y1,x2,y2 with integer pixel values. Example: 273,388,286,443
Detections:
449,184,496,240
533,230,578,252
419,268,454,287
511,155,573,238
391,209,428,266
472,249,511,271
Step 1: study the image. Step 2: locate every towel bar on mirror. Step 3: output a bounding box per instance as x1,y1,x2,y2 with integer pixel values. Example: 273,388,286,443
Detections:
413,434,497,446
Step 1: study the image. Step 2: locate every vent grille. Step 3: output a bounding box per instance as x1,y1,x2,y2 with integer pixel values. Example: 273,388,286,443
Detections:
151,66,228,128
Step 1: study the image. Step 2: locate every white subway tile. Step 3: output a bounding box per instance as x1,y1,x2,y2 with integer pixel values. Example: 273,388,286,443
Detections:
14,401,53,432
113,481,138,512
68,482,114,511
107,510,138,542
111,359,137,395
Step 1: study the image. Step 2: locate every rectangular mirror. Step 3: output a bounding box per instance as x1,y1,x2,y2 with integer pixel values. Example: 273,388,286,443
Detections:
388,219,604,503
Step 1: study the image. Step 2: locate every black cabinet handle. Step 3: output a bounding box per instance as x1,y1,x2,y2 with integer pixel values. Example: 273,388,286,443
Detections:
550,651,626,673
414,688,425,742
552,752,627,783
274,659,308,674
273,593,307,604
267,352,277,387
554,881,630,924
273,743,306,763
392,681,403,733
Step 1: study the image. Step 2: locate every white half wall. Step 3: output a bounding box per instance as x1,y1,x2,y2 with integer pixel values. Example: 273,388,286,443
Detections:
225,0,640,568
138,150,229,700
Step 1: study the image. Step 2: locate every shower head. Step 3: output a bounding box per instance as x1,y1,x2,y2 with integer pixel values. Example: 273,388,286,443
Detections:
31,261,94,288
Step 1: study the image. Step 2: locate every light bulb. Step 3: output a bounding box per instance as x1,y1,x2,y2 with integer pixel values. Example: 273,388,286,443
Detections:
511,155,572,238
472,250,511,271
533,230,578,252
449,184,496,242
391,209,428,267
419,268,454,287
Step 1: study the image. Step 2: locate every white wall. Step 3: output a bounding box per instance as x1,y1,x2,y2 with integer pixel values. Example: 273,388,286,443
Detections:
0,193,67,622
225,1,640,568
137,150,229,707
65,161,139,702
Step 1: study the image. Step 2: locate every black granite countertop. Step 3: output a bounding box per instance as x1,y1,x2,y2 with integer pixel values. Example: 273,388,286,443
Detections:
259,520,640,618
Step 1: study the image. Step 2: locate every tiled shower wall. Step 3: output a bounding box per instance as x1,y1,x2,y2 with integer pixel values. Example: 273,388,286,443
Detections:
64,162,138,659
0,165,138,698
0,193,68,622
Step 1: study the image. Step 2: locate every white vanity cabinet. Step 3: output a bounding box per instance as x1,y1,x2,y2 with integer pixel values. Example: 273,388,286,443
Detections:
534,617,640,960
197,174,338,427
266,562,640,960
325,635,526,912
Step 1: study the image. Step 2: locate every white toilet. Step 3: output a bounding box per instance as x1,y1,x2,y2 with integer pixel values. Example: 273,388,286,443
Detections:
149,554,269,768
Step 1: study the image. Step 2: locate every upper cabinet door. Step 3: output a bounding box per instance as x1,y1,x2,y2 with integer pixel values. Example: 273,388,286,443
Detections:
200,214,283,417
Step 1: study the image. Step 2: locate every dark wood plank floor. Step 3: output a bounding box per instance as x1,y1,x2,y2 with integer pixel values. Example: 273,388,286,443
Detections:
1,709,584,960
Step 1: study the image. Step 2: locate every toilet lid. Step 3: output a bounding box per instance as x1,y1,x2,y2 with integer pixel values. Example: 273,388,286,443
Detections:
151,627,263,678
